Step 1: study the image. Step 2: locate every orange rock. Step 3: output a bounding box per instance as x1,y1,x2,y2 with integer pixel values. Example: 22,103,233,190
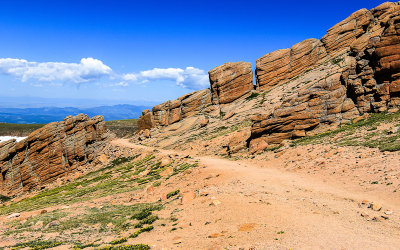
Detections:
256,39,327,91
144,129,151,138
200,118,209,127
238,223,257,232
0,114,107,196
181,191,196,204
209,62,254,104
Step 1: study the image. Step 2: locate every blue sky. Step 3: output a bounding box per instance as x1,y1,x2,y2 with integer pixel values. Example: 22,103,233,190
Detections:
0,0,387,107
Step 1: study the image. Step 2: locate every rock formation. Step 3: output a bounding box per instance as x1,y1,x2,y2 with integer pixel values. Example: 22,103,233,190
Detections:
256,39,327,91
0,114,107,195
138,89,212,129
249,2,400,148
138,2,400,153
209,62,254,104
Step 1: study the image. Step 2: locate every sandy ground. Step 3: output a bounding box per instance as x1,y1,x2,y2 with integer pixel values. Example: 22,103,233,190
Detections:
107,139,400,249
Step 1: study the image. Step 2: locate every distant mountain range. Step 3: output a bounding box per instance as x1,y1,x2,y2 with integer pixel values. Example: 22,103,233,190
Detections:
0,104,150,124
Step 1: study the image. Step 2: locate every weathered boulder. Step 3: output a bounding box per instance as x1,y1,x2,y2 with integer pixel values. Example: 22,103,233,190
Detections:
321,9,374,55
152,101,170,127
168,99,182,124
227,129,251,154
179,89,212,118
209,62,254,104
138,89,212,130
256,39,327,91
200,118,209,127
137,109,153,131
0,114,107,196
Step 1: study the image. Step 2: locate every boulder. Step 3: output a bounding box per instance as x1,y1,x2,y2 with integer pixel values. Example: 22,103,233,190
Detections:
144,129,151,138
227,129,251,154
209,62,254,104
137,109,153,131
0,114,107,196
200,118,209,127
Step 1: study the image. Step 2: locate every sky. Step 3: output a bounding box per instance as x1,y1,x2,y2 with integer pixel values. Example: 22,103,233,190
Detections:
0,0,388,107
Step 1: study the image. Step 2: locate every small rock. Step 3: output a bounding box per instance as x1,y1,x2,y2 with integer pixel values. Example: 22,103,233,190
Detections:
146,185,155,194
40,210,47,214
181,191,196,205
208,233,225,238
200,118,209,127
372,216,381,222
6,213,20,219
360,212,369,218
369,203,382,211
223,111,235,120
381,215,389,220
238,223,257,232
210,200,221,206
144,129,151,138
48,221,60,227
384,210,393,215
160,158,172,167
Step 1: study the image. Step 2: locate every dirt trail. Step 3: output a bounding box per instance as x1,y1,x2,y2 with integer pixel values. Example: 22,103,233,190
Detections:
111,139,400,249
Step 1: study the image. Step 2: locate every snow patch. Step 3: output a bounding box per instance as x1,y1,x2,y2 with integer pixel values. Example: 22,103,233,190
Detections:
0,136,27,143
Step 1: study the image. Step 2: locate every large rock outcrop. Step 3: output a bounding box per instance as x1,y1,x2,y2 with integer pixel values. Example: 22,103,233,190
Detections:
251,63,359,148
0,114,107,195
138,2,400,152
249,2,400,149
256,39,327,91
209,62,254,104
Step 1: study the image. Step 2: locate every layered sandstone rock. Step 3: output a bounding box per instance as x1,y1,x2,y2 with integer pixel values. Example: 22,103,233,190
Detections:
137,109,153,131
179,89,212,118
251,65,360,148
256,39,327,91
0,114,107,195
344,3,400,113
138,89,212,129
249,2,400,149
321,9,374,55
209,62,254,104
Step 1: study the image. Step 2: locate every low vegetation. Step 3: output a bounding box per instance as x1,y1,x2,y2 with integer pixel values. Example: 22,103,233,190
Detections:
0,119,138,138
2,152,198,248
0,123,44,136
206,119,252,140
105,119,138,137
294,111,400,151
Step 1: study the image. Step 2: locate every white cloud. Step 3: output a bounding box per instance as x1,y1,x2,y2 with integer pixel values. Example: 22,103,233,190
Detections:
0,57,210,90
122,67,209,89
0,57,111,83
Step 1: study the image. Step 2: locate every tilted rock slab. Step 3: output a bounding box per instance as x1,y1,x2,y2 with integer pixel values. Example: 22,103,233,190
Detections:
138,89,212,129
0,114,107,196
256,39,327,91
209,62,254,104
250,2,400,148
251,63,360,149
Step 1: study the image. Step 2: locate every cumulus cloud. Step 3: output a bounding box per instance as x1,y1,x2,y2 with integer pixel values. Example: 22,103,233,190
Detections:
0,57,209,90
122,67,209,89
0,57,111,83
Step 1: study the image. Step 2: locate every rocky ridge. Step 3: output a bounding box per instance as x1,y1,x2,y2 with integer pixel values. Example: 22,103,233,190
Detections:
137,2,400,153
0,114,107,196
